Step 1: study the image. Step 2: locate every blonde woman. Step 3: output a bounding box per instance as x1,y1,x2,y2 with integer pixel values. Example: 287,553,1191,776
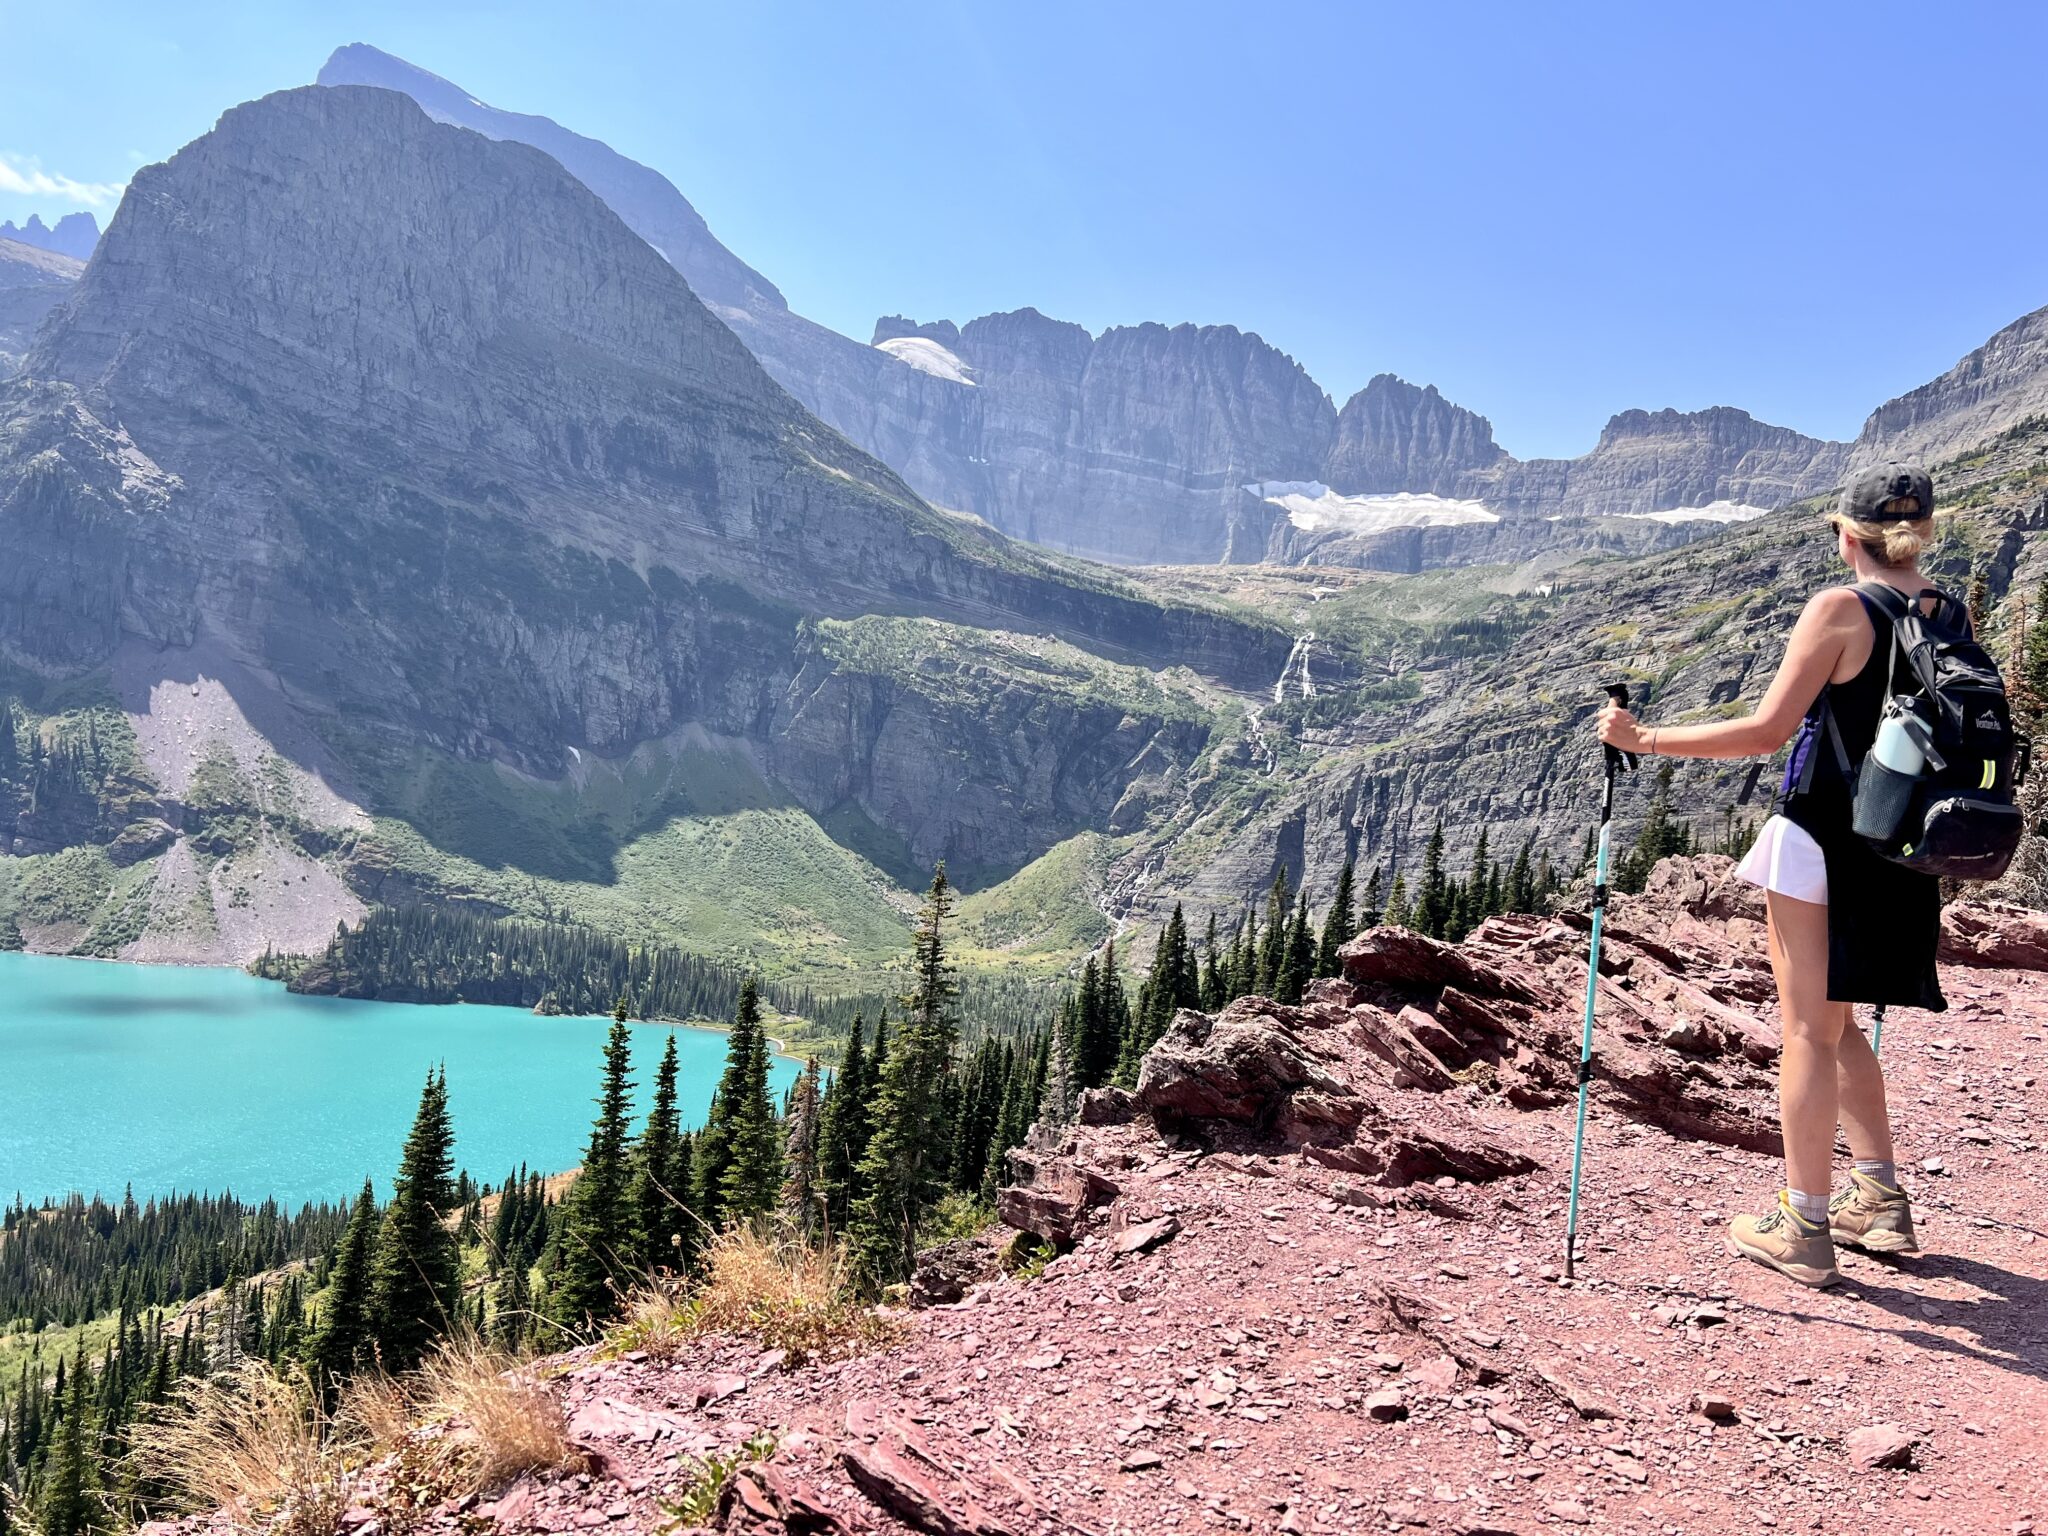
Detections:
1597,464,1945,1287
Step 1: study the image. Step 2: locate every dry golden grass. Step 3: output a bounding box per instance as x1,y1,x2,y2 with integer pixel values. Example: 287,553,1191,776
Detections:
126,1361,349,1536
415,1337,572,1492
616,1225,895,1365
333,1366,414,1456
335,1338,572,1498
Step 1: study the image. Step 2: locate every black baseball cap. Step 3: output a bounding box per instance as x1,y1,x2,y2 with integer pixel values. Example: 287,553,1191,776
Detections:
1838,462,1934,523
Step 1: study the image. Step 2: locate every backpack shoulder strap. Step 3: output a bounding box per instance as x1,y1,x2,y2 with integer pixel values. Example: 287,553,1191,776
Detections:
1851,580,1912,624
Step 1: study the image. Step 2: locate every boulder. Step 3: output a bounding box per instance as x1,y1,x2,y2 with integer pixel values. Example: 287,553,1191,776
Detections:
1077,1085,1138,1126
1846,1423,1920,1470
908,1236,999,1308
1135,1004,1355,1129
1339,927,1544,1002
1112,1213,1181,1256
996,1147,1120,1247
838,1401,1017,1536
724,1456,851,1534
1940,902,2048,970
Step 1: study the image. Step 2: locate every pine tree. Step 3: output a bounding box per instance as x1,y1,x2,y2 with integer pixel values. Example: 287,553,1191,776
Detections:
718,979,782,1223
1121,905,1199,1081
36,1350,97,1536
1315,858,1355,978
1229,910,1258,998
780,1057,825,1236
1359,864,1384,927
1200,914,1226,1010
1096,944,1131,1071
306,1179,377,1397
364,1070,460,1371
1256,871,1289,992
1414,818,1449,937
1277,892,1314,1004
552,1000,638,1330
1036,1017,1079,1135
1615,762,1693,894
1506,836,1536,914
1071,956,1116,1088
815,1015,870,1233
849,867,960,1290
1383,872,1412,930
1469,826,1492,911
628,1033,685,1271
491,1242,533,1353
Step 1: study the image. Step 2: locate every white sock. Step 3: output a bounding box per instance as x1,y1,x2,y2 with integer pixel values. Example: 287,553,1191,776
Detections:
1853,1159,1898,1190
1786,1189,1830,1226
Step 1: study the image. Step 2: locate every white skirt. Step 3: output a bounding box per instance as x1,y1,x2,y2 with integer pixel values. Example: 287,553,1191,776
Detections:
1734,814,1828,904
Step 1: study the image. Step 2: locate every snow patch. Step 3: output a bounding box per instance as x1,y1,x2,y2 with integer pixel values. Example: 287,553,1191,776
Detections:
1246,482,1499,535
1616,501,1774,525
876,335,976,386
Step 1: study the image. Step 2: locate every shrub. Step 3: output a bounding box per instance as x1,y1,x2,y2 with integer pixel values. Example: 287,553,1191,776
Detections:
614,1224,893,1366
126,1362,347,1536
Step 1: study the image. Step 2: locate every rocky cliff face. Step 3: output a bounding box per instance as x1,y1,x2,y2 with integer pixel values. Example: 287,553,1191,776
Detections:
1322,373,1506,495
329,46,1905,570
951,314,1338,564
1853,301,2048,465
0,237,81,375
1476,405,1852,519
0,83,1298,961
316,43,783,315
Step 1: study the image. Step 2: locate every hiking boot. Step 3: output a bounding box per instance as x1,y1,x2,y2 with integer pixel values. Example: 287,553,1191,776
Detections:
1829,1170,1920,1255
1726,1192,1840,1288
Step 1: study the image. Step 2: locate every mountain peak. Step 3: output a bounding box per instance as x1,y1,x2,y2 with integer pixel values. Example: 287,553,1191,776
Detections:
1323,373,1504,496
0,211,100,262
1593,404,1840,453
314,44,785,315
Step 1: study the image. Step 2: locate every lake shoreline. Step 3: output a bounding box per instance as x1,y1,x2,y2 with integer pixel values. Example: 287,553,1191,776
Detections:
7,946,808,1064
0,950,800,1210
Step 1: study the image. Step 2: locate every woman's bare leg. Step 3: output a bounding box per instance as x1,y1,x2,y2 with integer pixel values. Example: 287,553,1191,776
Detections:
1764,891,1850,1194
1833,1011,1896,1165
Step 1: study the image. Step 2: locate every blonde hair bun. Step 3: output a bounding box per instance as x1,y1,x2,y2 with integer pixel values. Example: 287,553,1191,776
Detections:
1831,462,1939,568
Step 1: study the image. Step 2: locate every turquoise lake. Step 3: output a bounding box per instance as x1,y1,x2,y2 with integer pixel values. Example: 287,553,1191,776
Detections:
0,950,796,1209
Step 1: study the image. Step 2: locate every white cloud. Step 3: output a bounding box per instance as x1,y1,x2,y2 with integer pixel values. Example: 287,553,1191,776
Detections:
0,154,126,208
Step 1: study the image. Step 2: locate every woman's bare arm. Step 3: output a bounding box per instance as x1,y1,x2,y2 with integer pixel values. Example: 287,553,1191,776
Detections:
1597,588,1861,760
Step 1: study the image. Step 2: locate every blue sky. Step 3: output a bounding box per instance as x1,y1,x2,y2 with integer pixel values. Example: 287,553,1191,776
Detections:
3,2,2043,459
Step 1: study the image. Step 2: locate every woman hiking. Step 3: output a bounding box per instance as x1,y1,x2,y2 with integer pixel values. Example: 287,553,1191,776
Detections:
1596,463,1944,1288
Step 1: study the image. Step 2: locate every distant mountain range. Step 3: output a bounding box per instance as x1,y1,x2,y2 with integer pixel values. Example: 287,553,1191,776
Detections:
0,212,100,262
317,43,2048,569
5,54,2048,980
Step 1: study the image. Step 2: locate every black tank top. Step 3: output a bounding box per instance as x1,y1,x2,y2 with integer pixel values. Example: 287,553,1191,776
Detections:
1781,593,1892,836
1778,584,1947,1012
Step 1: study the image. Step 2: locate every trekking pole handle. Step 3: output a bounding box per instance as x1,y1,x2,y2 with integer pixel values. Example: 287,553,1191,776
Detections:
1602,683,1639,774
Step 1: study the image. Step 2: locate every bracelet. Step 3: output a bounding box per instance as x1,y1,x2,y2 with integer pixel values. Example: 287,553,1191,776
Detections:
1648,727,1660,755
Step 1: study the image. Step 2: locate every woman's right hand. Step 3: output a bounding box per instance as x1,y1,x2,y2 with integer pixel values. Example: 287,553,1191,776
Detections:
1597,701,1648,755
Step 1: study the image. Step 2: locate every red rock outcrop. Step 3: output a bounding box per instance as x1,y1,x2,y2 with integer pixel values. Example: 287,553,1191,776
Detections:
1005,857,1794,1252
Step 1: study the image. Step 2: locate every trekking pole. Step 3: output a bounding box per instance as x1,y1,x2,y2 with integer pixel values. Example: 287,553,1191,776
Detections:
1564,683,1638,1281
1870,1004,1886,1056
